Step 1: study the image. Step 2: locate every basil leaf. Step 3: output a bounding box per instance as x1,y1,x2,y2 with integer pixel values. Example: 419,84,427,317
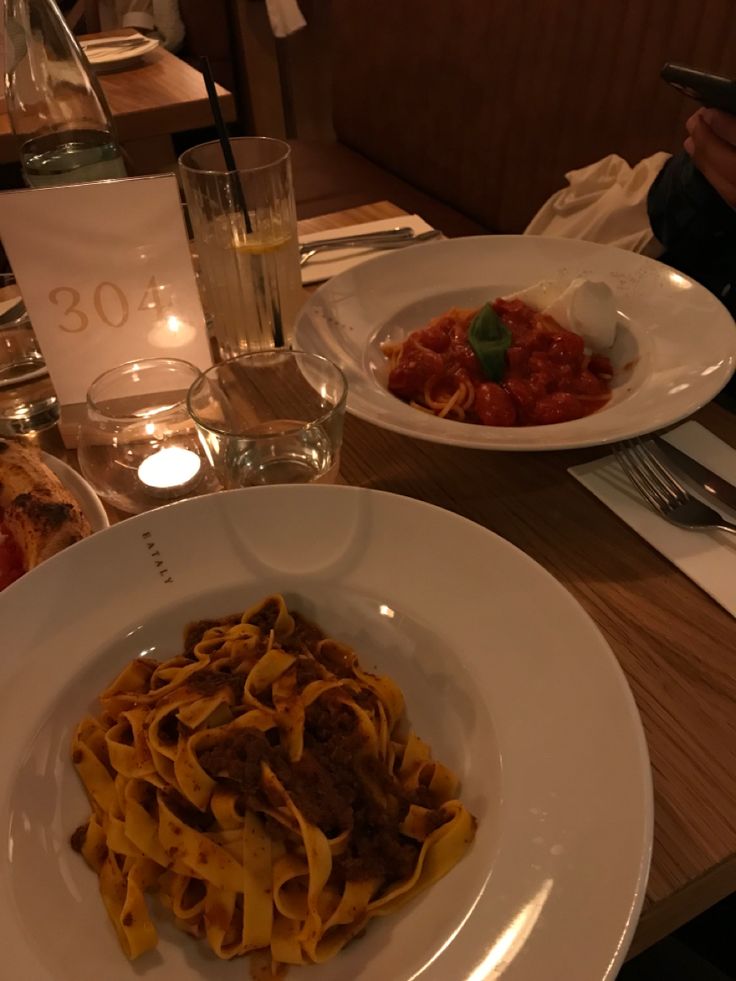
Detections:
468,303,512,381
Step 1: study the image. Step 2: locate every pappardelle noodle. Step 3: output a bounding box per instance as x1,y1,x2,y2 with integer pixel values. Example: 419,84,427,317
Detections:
70,595,477,974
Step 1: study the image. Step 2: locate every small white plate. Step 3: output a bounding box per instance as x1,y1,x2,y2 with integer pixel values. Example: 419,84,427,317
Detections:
0,485,651,981
294,235,736,450
81,34,159,70
42,452,109,534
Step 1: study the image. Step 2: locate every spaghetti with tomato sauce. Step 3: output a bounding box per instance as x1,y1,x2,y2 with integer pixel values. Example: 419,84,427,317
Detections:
382,297,613,426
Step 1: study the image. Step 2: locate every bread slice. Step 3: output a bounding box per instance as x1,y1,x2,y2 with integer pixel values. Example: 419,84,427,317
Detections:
0,439,92,570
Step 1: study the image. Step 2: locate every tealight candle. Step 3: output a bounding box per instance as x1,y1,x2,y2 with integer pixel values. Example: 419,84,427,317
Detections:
137,446,202,498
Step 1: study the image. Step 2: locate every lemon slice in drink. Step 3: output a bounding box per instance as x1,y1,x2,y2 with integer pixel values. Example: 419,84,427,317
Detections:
233,232,292,256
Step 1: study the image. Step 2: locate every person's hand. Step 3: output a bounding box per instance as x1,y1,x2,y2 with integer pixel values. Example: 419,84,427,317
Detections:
684,107,736,207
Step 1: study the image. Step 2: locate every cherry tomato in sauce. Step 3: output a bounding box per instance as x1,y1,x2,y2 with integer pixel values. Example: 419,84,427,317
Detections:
474,383,517,426
388,336,444,398
568,370,608,397
502,377,537,420
506,346,530,373
529,392,586,425
421,321,452,353
548,332,585,367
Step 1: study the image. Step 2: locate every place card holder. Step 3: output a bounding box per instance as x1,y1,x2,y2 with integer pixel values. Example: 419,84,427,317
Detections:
0,174,213,447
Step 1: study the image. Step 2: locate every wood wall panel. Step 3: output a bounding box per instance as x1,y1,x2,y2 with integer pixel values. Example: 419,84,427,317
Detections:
331,0,736,232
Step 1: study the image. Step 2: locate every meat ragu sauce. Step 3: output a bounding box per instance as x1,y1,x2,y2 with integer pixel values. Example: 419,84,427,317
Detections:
386,297,614,426
197,696,442,883
182,607,450,883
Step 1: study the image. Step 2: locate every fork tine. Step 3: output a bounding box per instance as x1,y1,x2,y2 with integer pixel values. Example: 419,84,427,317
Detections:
630,440,689,505
614,438,693,517
623,443,675,508
613,444,667,512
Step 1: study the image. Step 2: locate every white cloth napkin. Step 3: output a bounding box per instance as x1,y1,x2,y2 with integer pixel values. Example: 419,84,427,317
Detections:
300,215,435,285
265,0,306,37
569,421,736,616
525,152,671,258
98,1,185,51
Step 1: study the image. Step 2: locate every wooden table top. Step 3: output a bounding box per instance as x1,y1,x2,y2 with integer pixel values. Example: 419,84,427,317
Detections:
35,201,736,958
0,34,235,164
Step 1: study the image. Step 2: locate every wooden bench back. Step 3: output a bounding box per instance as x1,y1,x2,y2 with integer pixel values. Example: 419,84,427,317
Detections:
331,0,736,232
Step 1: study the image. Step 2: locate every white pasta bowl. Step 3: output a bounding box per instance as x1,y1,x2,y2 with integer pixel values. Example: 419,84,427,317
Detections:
0,485,651,980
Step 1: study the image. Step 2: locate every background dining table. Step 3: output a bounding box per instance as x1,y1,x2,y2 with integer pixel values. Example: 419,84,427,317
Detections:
37,199,736,962
0,33,236,174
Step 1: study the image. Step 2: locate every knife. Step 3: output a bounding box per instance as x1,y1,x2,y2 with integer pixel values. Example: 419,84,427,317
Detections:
653,435,736,517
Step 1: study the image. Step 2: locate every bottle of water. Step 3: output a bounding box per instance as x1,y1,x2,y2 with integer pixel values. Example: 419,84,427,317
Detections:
3,0,127,187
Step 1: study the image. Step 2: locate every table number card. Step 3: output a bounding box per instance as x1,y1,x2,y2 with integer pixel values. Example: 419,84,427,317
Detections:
0,174,212,436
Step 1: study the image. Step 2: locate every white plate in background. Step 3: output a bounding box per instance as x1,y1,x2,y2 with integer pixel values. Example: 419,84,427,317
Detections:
81,33,160,70
295,235,736,450
0,485,651,981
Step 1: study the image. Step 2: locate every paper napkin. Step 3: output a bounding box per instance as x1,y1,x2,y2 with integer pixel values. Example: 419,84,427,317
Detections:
300,215,435,285
569,421,736,616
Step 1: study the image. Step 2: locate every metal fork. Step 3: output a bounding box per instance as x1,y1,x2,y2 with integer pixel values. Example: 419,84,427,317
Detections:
298,227,414,254
299,229,442,266
613,438,736,534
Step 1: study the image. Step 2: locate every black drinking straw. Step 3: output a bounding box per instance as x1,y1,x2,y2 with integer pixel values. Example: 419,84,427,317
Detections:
200,58,284,347
201,57,253,234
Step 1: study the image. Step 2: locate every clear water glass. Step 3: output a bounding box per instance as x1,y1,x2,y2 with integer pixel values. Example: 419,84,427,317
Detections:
179,138,303,361
187,351,347,488
0,274,59,435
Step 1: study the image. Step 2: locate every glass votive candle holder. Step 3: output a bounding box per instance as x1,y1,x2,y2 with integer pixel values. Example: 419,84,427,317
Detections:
187,350,347,488
78,358,219,515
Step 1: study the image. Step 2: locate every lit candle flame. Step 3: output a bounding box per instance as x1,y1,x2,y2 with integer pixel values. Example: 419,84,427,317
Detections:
137,447,201,493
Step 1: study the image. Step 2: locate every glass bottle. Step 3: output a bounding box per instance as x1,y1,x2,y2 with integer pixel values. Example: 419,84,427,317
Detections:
3,0,127,187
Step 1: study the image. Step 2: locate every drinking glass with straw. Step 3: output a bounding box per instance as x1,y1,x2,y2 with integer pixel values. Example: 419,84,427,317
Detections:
179,61,302,360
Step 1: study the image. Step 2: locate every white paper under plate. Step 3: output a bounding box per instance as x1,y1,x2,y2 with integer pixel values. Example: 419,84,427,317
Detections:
0,486,651,980
299,215,435,284
570,421,736,616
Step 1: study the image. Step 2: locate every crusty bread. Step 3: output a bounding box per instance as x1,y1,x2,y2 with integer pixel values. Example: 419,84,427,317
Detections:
0,439,91,570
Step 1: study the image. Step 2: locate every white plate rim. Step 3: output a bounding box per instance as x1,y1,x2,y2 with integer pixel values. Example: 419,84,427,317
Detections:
0,485,653,981
294,235,736,451
42,452,109,533
81,35,160,66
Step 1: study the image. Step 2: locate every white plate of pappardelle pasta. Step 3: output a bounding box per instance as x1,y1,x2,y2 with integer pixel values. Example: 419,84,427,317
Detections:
294,234,736,450
0,485,651,981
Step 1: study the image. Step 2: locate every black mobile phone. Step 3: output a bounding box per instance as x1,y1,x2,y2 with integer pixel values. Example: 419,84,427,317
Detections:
661,63,736,114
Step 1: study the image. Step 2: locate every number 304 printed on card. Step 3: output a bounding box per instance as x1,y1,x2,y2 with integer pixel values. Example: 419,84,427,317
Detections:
49,277,169,333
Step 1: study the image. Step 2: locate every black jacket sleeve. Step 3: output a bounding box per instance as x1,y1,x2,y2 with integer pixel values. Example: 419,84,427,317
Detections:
647,152,736,316
648,151,736,248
